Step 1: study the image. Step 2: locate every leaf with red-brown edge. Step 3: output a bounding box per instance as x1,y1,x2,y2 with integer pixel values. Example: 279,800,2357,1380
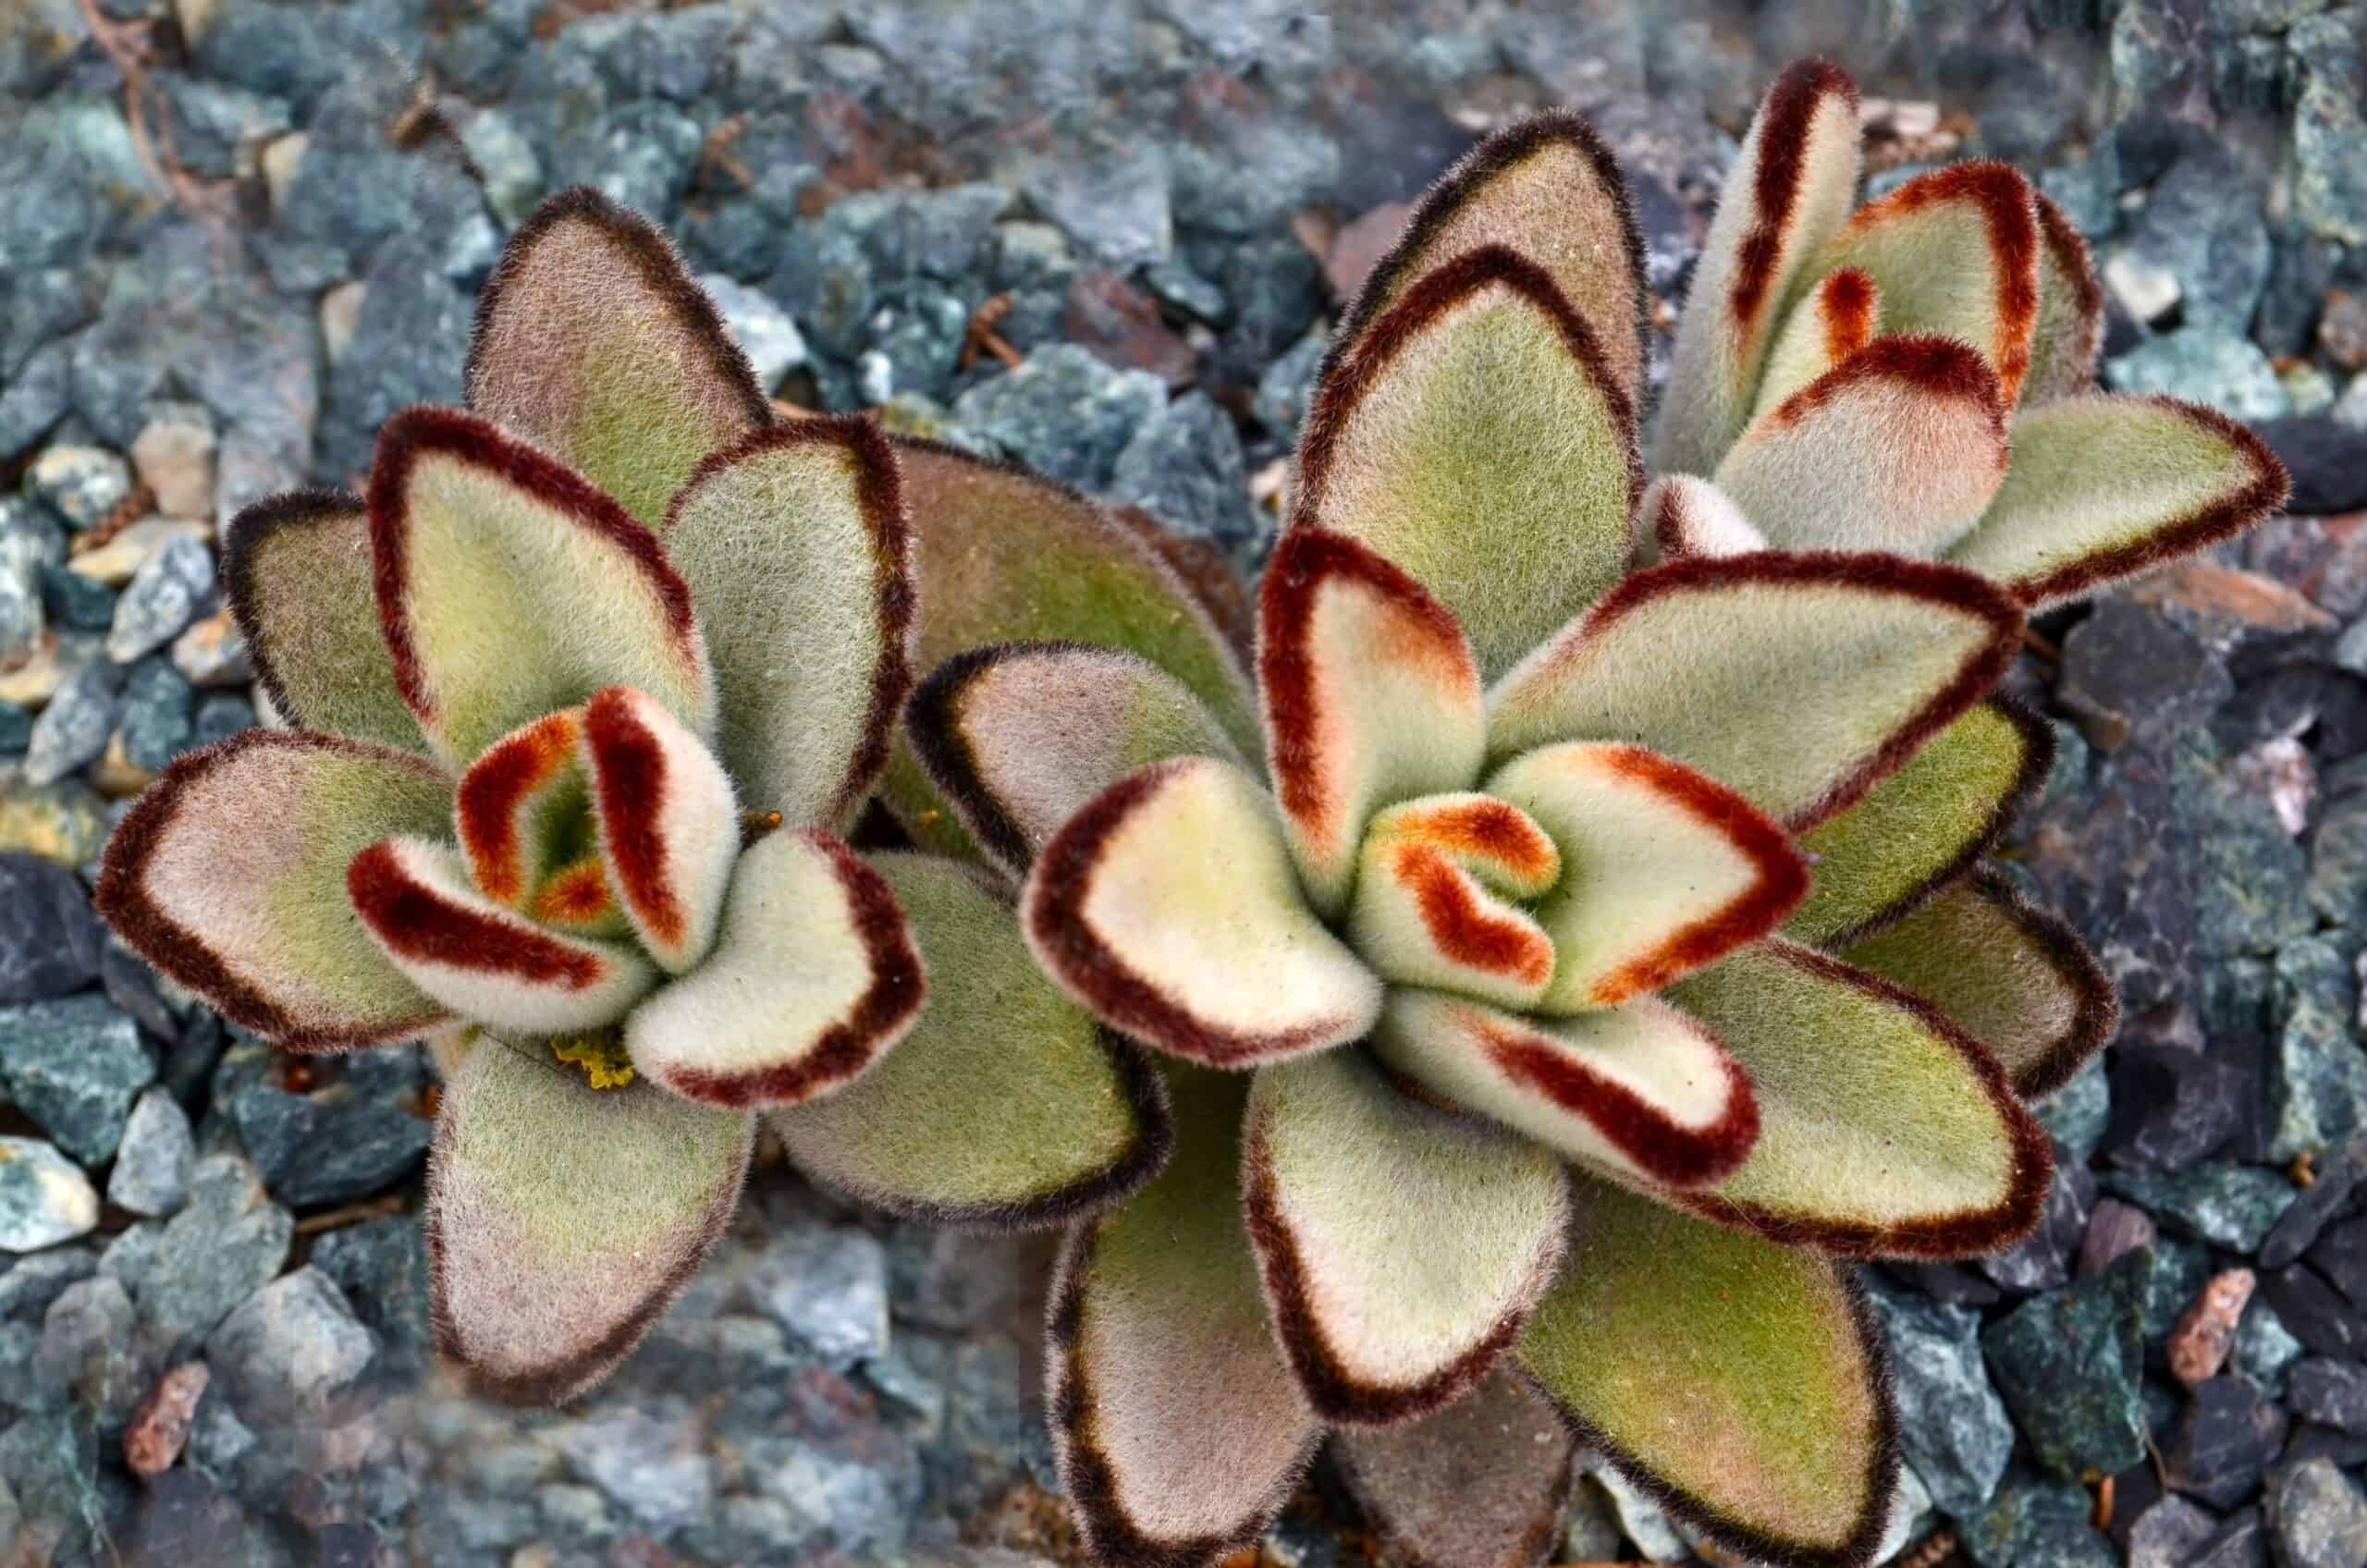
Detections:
1294,246,1640,682
1844,868,2118,1101
1664,940,2054,1259
580,686,738,974
1260,528,1488,917
1654,57,1863,477
1023,757,1382,1070
883,436,1257,858
1714,336,2011,557
1331,1366,1576,1568
223,491,426,754
906,641,1245,878
1048,1064,1321,1568
1487,554,2023,833
2022,190,2104,405
429,1034,752,1404
1242,1050,1568,1427
95,731,456,1051
1519,1173,1900,1568
622,828,924,1109
1370,989,1760,1193
348,836,657,1035
454,708,601,922
1945,395,2290,609
368,407,714,770
1637,474,1766,565
466,187,771,529
1345,792,1562,1013
1334,109,1649,405
1747,266,1883,423
1807,161,2042,407
661,419,913,831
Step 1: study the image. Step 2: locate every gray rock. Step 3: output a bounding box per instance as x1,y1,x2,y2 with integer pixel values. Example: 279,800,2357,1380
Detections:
154,72,290,181
135,1154,290,1357
1962,1470,2116,1568
454,107,543,227
2234,1299,2307,1401
104,533,213,664
0,338,72,460
2101,1165,2299,1253
2290,1359,2367,1435
865,283,971,402
950,344,1164,493
2105,329,2288,423
2291,12,2367,246
0,851,104,1002
231,1080,430,1208
105,1089,192,1218
309,1215,433,1375
2167,1376,2288,1509
1111,390,1263,557
0,1138,97,1252
557,1407,716,1537
0,497,60,663
2266,1457,2367,1568
117,654,193,773
2127,151,2272,331
2270,939,2367,1161
190,692,255,748
317,238,470,482
697,273,804,391
1984,1159,2095,1293
39,557,115,633
1860,1274,2013,1517
23,445,130,532
2129,1495,2221,1568
0,774,107,864
0,992,154,1163
1023,139,1170,270
0,1246,94,1322
1982,1250,2148,1478
747,1223,889,1367
1254,325,1328,446
22,660,118,785
34,1274,144,1427
203,1265,375,1417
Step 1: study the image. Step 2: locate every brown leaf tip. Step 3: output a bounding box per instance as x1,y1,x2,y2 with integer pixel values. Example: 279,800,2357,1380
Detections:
1729,56,1861,335
1771,334,2009,453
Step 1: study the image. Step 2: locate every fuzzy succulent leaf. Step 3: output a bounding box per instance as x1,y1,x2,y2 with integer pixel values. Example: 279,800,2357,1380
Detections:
1049,1065,1321,1568
347,836,658,1034
1487,741,1809,1010
1260,527,1488,917
1295,247,1640,681
367,407,715,769
454,708,595,918
1785,698,2051,949
622,828,924,1109
1667,941,2053,1256
1024,756,1382,1068
1747,267,1883,422
94,731,455,1049
907,642,1245,877
579,685,739,974
1371,990,1759,1190
1653,58,1862,476
1336,110,1649,404
661,420,914,830
1242,1050,1569,1426
465,187,772,530
1331,1366,1576,1568
1487,554,2023,831
224,491,426,753
2021,191,2105,405
1713,336,2010,557
1638,473,1767,563
428,1035,752,1404
1944,395,2290,608
1345,793,1562,1011
1843,869,2118,1100
770,852,1170,1228
1519,1174,1899,1568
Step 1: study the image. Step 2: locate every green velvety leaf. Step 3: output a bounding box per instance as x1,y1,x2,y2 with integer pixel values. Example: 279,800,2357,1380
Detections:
1243,1050,1567,1425
367,407,715,770
1295,247,1638,682
1666,940,2053,1257
770,851,1171,1227
1049,1064,1320,1567
2021,190,2104,405
95,731,454,1050
1519,1173,1898,1568
467,187,773,530
1654,58,1862,477
1843,869,2118,1101
224,491,427,753
1638,474,1766,564
1945,395,2290,609
660,419,913,830
429,1035,752,1404
1786,700,2049,949
1747,266,1883,423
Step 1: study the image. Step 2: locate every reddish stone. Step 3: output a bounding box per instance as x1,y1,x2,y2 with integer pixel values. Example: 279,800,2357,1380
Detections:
2168,1268,2257,1389
1065,270,1196,387
1326,201,1414,303
123,1361,211,1479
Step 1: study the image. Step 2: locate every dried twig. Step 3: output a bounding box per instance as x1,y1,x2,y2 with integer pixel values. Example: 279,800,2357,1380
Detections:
292,1191,409,1237
963,293,1023,371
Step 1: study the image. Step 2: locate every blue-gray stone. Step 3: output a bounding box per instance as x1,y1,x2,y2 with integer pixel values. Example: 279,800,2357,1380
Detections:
557,1407,716,1537
117,654,192,773
153,71,290,181
0,497,60,664
0,1246,93,1322
1023,139,1170,271
317,238,471,483
2184,746,2312,961
0,338,72,460
310,1215,431,1376
2267,1457,2367,1568
22,445,129,532
1213,236,1326,381
204,1266,375,1417
1110,391,1263,557
697,273,804,392
1143,255,1228,325
454,106,544,227
0,1137,97,1252
1860,1274,2013,1517
2127,151,2272,332
2306,784,2367,923
2103,1164,2299,1253
104,533,214,665
1983,1249,2149,1478
2129,1495,2220,1568
2037,1053,2113,1165
190,692,254,748
2167,1376,2287,1509
2291,12,2367,246
771,224,876,360
104,1088,191,1219
0,993,154,1164
132,1153,289,1358
552,100,701,227
0,851,104,1002
865,283,971,403
20,659,117,785
1962,1469,2116,1568
746,1224,889,1367
2105,329,2288,423
1983,1159,2095,1293
38,561,113,632
1254,325,1328,447
2291,1358,2367,1434
230,1080,431,1207
950,344,1163,493
2269,937,2367,1162
2233,1298,2306,1401
34,1273,144,1427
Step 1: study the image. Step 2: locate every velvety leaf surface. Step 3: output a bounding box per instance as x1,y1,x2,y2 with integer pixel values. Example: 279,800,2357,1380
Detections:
1843,869,2118,1101
225,490,425,753
1653,57,1862,476
581,686,739,974
1639,473,1766,563
1024,757,1383,1068
1243,1050,1568,1425
1945,395,2290,608
429,1034,752,1403
454,708,594,919
466,187,772,529
1295,247,1640,682
1331,1366,1576,1568
1786,699,2049,949
623,827,924,1109
1747,266,1882,421
771,852,1171,1228
96,731,455,1050
368,408,714,769
1049,1065,1321,1567
1371,989,1759,1191
1347,793,1562,1012
1667,941,2053,1256
907,642,1245,877
2021,191,2104,405
1260,528,1488,917
660,420,913,830
1520,1174,1898,1568
1487,555,2022,831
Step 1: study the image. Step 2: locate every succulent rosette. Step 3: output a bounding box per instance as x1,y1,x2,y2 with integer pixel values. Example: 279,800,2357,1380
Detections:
907,72,2280,1568
95,190,1174,1403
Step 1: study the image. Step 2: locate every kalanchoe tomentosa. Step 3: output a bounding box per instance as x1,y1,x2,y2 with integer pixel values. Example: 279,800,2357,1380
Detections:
95,190,1175,1403
910,63,2284,1568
